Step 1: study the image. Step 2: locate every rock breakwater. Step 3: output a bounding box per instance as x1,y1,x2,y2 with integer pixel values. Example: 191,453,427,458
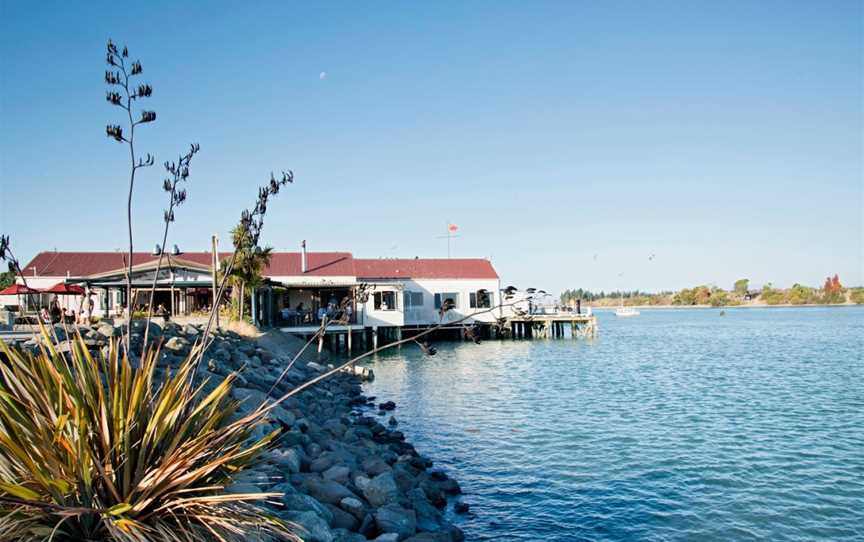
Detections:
15,321,466,542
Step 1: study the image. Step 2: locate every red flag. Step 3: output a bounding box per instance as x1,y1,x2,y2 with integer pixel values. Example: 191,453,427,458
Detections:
447,223,459,233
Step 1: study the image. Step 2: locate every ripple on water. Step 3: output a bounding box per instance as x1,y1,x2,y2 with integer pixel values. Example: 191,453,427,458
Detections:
361,307,864,541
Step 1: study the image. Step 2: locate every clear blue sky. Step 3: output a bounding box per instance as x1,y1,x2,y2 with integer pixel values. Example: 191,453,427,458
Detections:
1,1,861,293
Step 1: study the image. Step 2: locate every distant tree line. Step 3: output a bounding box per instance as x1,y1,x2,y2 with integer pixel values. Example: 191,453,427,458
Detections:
560,274,862,307
560,288,673,304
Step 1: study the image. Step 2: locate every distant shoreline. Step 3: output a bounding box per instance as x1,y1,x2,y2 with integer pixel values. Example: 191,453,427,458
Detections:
590,303,861,310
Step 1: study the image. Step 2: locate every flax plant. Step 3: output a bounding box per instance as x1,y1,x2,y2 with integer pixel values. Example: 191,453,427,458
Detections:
141,144,201,354
0,325,295,541
105,39,156,353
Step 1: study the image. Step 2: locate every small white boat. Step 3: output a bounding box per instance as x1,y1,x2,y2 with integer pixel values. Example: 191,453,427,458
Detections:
615,306,640,317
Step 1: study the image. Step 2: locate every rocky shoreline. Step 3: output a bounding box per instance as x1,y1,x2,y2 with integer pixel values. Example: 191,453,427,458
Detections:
14,320,466,542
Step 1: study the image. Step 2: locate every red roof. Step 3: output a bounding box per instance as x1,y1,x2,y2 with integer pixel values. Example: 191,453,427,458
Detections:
263,252,355,277
354,258,498,280
21,251,356,278
20,252,222,278
21,252,499,280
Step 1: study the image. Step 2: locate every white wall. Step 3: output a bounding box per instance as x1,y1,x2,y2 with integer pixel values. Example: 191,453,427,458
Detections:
389,278,502,326
359,283,405,328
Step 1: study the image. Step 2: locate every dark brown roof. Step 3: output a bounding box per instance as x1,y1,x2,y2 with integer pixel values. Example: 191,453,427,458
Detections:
21,251,499,280
263,252,355,276
354,258,498,279
21,251,220,278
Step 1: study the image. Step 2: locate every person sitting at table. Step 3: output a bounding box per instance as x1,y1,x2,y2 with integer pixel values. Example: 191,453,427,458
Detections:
49,301,62,324
40,306,51,323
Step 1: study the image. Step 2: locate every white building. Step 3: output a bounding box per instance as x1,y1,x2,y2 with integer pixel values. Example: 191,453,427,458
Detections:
353,258,501,329
9,250,503,332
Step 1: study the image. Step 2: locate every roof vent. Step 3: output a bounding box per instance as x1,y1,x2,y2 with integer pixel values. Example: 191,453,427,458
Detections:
152,244,162,255
172,244,181,255
301,240,307,273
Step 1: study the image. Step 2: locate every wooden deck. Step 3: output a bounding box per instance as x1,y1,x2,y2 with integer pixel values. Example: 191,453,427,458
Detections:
506,313,598,339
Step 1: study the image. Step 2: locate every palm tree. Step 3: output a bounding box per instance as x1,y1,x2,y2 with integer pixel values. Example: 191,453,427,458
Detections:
224,223,273,321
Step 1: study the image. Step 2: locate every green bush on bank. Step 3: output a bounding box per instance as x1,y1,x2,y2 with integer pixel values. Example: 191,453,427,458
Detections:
0,328,290,541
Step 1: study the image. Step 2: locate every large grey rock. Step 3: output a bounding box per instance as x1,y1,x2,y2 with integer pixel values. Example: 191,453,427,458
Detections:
212,347,231,362
323,465,351,485
332,530,366,542
163,336,190,352
286,510,334,542
325,503,358,530
392,464,417,494
362,457,392,477
283,493,333,523
409,488,442,532
96,323,119,338
404,533,452,542
183,324,200,336
339,496,365,520
233,387,268,407
419,479,446,508
268,448,301,474
131,320,161,337
374,503,416,540
323,418,347,437
362,471,400,507
271,405,296,427
310,455,334,473
303,478,357,505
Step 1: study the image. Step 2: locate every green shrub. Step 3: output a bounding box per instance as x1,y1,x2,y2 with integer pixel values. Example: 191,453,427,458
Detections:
820,289,846,304
0,327,294,541
787,284,818,305
759,284,787,305
850,288,864,304
709,289,729,307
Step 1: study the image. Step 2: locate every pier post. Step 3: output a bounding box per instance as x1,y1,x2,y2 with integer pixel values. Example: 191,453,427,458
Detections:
347,326,352,352
372,327,378,350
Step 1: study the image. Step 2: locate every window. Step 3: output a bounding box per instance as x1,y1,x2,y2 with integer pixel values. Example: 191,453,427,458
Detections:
434,292,459,310
470,289,493,308
405,291,424,308
374,291,397,311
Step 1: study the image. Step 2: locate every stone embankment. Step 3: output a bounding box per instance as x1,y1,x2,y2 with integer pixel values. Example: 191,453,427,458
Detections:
15,320,466,542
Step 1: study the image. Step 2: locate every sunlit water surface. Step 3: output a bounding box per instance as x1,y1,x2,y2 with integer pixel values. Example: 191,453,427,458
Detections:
360,307,863,541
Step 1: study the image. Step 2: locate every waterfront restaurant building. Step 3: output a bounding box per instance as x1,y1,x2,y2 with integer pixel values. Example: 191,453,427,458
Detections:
9,249,502,332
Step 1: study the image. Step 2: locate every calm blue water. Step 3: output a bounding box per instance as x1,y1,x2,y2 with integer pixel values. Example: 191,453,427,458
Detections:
361,307,864,541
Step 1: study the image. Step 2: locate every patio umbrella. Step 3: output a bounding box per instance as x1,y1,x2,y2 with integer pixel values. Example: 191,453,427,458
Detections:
0,283,42,313
44,283,85,295
44,283,86,318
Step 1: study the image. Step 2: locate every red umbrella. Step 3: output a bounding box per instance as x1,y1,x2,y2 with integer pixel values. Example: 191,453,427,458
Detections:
0,284,41,295
0,283,42,313
44,283,86,295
